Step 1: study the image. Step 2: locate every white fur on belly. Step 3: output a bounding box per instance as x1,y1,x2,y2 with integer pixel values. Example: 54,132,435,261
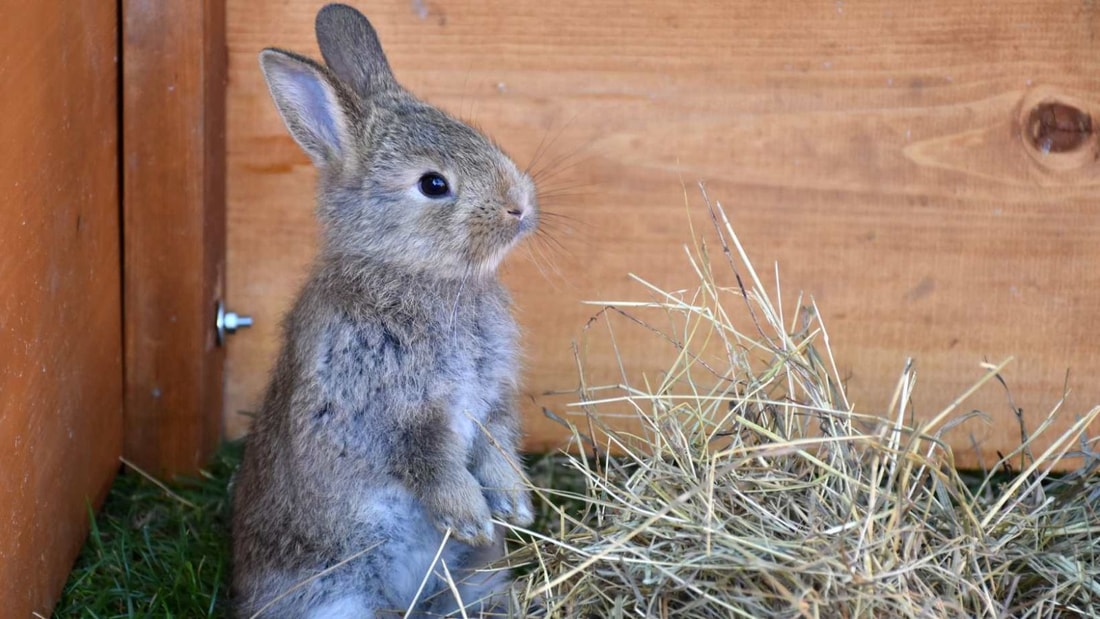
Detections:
356,485,460,608
306,595,373,619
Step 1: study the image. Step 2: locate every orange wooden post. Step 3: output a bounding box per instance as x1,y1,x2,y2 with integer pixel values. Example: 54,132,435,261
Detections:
123,0,228,477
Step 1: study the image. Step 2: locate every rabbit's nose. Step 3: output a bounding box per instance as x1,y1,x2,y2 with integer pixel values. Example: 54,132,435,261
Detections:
505,194,531,220
505,178,537,222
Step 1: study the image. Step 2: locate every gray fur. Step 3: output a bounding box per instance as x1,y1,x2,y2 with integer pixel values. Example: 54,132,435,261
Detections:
232,4,537,617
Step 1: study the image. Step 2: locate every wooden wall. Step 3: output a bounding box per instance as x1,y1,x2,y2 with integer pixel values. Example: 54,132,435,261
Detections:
226,1,1100,469
0,2,122,616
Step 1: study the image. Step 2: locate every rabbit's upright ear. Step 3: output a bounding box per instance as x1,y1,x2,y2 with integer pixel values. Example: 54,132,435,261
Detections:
259,49,350,167
315,3,397,98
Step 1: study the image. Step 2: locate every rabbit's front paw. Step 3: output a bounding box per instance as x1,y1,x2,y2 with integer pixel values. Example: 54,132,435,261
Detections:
483,484,534,527
425,472,495,546
476,461,534,526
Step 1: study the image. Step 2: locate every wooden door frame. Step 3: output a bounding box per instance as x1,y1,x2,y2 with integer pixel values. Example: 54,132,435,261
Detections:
122,0,227,477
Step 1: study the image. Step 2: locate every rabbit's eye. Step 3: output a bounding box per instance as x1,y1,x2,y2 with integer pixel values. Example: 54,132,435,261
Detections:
418,173,450,198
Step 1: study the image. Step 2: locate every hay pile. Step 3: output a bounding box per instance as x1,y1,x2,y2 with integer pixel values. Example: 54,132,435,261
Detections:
503,192,1100,618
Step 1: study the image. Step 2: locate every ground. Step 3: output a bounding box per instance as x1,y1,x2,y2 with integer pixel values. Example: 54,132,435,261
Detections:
53,444,577,618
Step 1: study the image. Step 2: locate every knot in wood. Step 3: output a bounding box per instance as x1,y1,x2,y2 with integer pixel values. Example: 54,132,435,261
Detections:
1026,101,1092,154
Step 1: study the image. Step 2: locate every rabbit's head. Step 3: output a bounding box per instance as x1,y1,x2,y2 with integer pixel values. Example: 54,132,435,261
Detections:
259,3,537,279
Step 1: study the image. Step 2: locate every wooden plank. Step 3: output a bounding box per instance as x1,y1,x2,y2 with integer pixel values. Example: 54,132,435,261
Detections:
0,2,122,615
123,0,227,477
225,0,1100,470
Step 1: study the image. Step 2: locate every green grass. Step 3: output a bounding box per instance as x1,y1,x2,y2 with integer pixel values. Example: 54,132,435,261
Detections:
54,443,242,618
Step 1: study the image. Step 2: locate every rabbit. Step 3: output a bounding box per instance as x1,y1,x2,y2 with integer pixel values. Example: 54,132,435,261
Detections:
230,4,537,618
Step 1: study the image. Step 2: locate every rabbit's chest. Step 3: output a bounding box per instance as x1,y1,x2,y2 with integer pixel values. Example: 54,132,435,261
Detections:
434,320,515,448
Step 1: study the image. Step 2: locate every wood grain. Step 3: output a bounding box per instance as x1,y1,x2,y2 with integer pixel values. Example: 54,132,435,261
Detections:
226,1,1100,469
123,0,227,477
0,2,122,615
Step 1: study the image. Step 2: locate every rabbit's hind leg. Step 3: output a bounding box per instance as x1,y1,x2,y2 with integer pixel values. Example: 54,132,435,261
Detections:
242,570,383,619
305,593,377,619
427,567,513,618
423,530,513,618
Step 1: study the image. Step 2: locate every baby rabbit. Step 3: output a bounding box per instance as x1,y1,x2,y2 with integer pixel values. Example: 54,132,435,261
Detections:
231,4,537,618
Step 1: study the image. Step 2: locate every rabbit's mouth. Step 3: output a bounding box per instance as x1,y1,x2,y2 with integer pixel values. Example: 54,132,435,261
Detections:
515,209,538,236
473,222,535,276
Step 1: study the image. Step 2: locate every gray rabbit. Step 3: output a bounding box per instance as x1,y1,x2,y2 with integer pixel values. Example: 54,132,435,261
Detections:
230,4,537,617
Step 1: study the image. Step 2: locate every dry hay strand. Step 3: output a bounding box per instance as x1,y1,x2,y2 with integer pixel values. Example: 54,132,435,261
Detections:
502,188,1100,618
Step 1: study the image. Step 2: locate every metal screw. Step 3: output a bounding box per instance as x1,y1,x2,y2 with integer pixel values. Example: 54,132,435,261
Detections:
216,301,253,346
